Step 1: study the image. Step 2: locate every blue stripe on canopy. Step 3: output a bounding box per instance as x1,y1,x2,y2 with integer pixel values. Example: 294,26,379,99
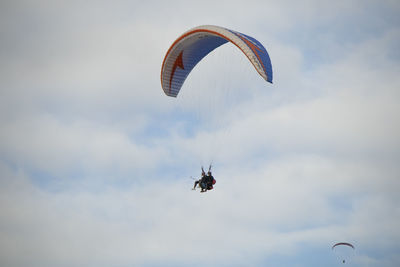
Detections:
169,35,228,97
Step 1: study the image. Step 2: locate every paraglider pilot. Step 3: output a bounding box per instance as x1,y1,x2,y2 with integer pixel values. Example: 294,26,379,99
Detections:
205,170,215,191
193,168,206,191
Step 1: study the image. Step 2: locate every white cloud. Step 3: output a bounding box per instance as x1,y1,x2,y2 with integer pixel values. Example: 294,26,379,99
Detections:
1,149,399,266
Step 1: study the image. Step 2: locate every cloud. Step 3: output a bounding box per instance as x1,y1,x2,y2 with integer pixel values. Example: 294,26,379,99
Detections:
1,150,399,266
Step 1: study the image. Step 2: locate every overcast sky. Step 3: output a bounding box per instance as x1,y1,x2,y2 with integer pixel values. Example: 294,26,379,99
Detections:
1,1,400,266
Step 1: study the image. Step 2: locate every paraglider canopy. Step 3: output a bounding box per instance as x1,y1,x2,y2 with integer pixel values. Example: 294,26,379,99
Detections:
161,25,273,97
332,242,355,250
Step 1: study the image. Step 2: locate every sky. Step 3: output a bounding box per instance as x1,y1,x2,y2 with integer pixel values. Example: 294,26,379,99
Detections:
1,0,400,266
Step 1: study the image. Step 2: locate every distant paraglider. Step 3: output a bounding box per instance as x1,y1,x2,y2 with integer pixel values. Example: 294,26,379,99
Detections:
332,242,355,263
161,25,273,97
